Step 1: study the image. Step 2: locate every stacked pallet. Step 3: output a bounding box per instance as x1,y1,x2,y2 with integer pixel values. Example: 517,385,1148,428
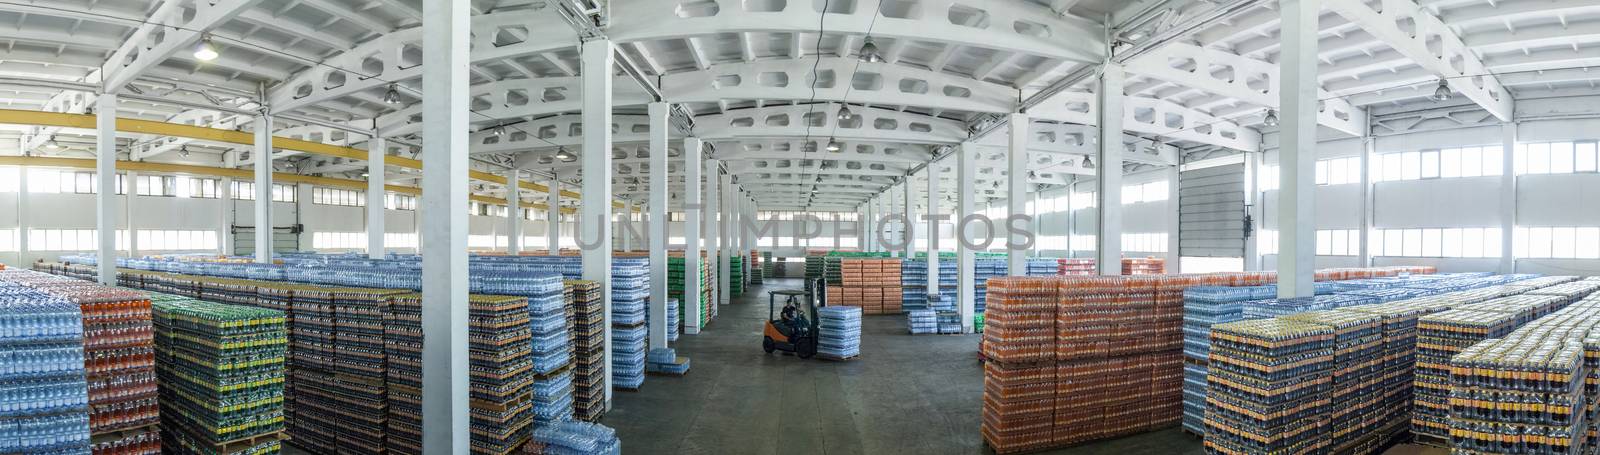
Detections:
31,278,164,453
285,287,409,454
1412,294,1567,442
152,298,285,455
566,280,605,422
0,270,93,454
804,256,825,282
749,250,763,285
980,277,1060,453
667,255,710,330
388,294,537,455
1205,318,1334,455
611,258,650,391
1055,258,1094,276
527,273,573,425
1121,258,1165,275
1446,300,1600,454
1179,285,1271,434
824,258,902,315
729,255,745,296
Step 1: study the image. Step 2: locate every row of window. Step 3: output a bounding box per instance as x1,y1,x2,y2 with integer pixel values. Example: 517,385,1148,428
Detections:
310,232,421,250
1516,141,1600,175
313,188,364,207
758,211,860,221
1258,228,1505,259
1512,227,1600,259
0,229,220,252
1122,233,1170,253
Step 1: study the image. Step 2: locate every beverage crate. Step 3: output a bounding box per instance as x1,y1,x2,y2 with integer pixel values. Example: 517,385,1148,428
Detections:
153,298,286,455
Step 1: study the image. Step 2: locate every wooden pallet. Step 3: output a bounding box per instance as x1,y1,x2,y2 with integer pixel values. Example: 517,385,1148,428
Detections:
816,353,859,361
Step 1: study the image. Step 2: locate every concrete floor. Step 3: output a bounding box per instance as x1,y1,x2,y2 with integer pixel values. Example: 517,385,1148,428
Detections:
601,278,1205,455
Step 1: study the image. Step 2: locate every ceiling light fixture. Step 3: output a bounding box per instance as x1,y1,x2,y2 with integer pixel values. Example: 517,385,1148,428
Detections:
858,37,883,63
837,104,854,122
193,35,219,61
1081,155,1094,169
384,84,402,104
826,138,842,152
1262,109,1280,127
493,124,506,136
555,147,575,161
179,146,190,157
1431,79,1452,102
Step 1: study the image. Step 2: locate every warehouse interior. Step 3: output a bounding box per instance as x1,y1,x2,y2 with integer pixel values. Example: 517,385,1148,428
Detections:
3,0,1600,454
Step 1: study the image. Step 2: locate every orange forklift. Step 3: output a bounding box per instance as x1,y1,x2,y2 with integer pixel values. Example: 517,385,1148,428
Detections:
762,278,824,359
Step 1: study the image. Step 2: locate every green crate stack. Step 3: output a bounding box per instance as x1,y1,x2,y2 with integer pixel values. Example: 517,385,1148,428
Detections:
824,257,843,286
729,256,745,296
805,257,825,282
153,298,287,455
762,252,776,278
749,251,763,285
668,256,712,329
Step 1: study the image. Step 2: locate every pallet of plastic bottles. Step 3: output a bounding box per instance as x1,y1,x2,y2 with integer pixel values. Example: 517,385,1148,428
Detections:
0,272,93,454
1412,295,1567,441
1056,258,1095,276
1281,309,1384,450
666,298,680,343
981,362,1056,454
1205,318,1334,455
565,280,606,422
32,279,164,447
728,256,744,296
980,277,1059,365
817,306,862,360
528,420,620,454
906,310,937,334
1120,258,1165,275
152,298,285,455
1053,352,1183,447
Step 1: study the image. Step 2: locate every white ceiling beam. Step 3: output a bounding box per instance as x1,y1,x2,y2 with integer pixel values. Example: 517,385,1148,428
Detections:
1325,0,1513,121
102,0,265,92
1124,42,1367,136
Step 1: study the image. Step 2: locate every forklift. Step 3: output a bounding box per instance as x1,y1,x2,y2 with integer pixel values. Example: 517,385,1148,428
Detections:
762,278,825,359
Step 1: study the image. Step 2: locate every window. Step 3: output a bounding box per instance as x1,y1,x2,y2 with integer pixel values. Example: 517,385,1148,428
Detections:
0,168,17,192
1373,146,1503,182
1517,141,1600,175
136,175,177,196
1258,165,1279,191
27,169,98,194
313,232,370,250
1071,234,1097,251
313,187,365,207
1070,191,1096,209
1119,181,1169,204
0,228,16,252
387,193,417,211
1121,233,1168,253
1314,157,1361,186
1374,228,1501,258
1257,229,1278,255
231,182,297,202
26,229,132,251
136,230,218,251
177,177,219,199
1514,226,1600,259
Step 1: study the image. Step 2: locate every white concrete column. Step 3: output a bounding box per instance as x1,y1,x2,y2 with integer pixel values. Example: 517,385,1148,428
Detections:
95,93,117,285
1244,149,1263,271
1500,122,1518,274
926,164,940,295
1095,66,1125,276
1277,0,1318,298
507,172,522,255
1007,113,1029,276
620,198,633,252
647,102,670,349
705,161,721,307
252,116,272,263
219,177,232,255
420,0,470,451
684,138,704,334
889,183,901,253
125,171,138,258
863,197,874,251
957,143,977,332
1165,165,1181,273
1359,131,1375,267
904,175,915,259
579,38,615,403
15,170,26,264
720,178,733,299
547,174,560,255
367,136,386,259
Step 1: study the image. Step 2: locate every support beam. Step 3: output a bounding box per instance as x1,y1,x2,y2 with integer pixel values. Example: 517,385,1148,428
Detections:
720,175,732,304
253,116,273,264
367,136,386,259
547,174,560,254
507,172,522,255
957,143,977,333
220,177,233,256
621,199,634,252
95,93,117,285
684,137,704,335
1325,0,1514,121
419,0,470,452
102,0,264,91
1121,42,1367,137
1360,131,1375,267
126,171,138,258
1277,0,1318,299
1500,123,1517,274
1165,164,1181,272
1096,67,1124,276
706,160,722,308
579,38,616,406
903,175,914,259
926,163,940,296
1008,113,1029,276
648,102,669,351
